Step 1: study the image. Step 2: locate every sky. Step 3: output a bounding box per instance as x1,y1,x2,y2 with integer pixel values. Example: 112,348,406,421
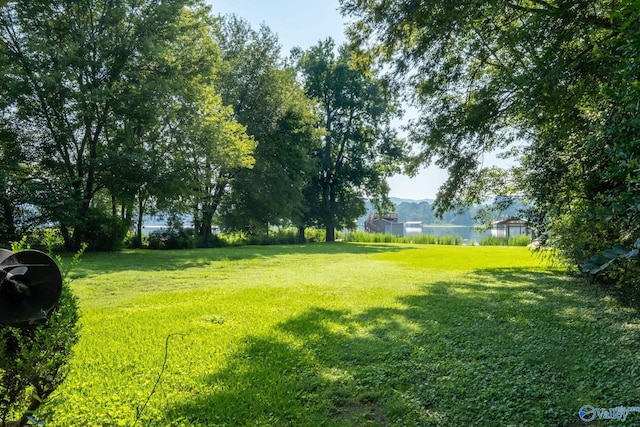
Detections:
207,0,448,200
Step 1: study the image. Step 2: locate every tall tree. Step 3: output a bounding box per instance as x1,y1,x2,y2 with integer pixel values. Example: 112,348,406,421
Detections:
180,85,256,241
146,8,256,243
297,39,407,241
341,1,640,271
0,0,253,249
0,0,194,248
212,16,318,236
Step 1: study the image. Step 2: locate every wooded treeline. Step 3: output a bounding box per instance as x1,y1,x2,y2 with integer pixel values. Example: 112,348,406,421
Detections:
0,0,407,249
341,0,640,300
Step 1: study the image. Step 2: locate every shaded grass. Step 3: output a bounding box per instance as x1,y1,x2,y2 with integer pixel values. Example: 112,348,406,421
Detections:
42,244,640,426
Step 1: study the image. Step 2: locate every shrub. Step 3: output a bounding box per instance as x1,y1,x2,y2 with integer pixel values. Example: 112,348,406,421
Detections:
344,231,463,245
146,214,196,250
0,238,83,426
83,209,130,251
410,234,438,244
195,233,222,248
304,228,326,243
480,236,509,246
480,235,531,246
508,235,532,246
212,228,332,246
147,228,196,250
124,231,148,249
20,228,65,253
245,229,290,245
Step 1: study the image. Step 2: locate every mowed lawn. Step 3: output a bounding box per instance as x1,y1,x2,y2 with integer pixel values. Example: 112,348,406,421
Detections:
45,244,640,426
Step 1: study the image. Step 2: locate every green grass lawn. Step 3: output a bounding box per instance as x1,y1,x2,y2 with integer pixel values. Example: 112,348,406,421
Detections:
43,244,640,426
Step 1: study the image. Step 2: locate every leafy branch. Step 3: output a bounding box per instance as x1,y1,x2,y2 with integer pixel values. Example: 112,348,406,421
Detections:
580,238,640,275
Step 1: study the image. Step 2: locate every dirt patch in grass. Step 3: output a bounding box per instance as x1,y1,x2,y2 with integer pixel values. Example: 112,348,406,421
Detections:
331,398,387,425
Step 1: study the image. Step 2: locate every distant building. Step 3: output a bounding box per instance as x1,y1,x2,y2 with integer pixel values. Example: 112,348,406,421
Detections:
365,212,404,236
491,219,531,238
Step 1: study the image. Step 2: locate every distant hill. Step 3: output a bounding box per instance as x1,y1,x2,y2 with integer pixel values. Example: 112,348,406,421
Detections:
358,197,526,228
389,197,435,205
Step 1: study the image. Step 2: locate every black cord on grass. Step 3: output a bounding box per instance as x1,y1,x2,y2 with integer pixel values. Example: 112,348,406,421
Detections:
133,333,186,427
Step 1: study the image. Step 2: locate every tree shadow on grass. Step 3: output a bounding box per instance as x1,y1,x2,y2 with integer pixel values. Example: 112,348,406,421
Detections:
163,268,640,426
74,243,411,276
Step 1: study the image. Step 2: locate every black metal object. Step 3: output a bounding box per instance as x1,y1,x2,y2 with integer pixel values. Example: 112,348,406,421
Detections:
0,249,62,327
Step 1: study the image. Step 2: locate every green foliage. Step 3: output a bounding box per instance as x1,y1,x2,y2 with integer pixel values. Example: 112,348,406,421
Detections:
8,236,29,254
147,215,197,250
26,230,65,254
0,125,27,247
244,229,303,246
0,0,196,249
303,228,326,243
213,17,318,235
480,235,531,247
143,226,334,249
82,210,130,252
296,39,408,241
147,229,196,250
217,228,334,246
341,0,640,297
0,238,83,426
37,245,640,425
345,231,463,245
579,238,640,304
0,0,255,250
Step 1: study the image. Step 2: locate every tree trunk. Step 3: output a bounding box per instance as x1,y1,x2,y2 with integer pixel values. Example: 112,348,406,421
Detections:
200,209,214,239
70,190,92,250
297,226,306,243
134,197,144,248
193,207,201,238
1,195,16,242
326,172,338,242
71,205,91,251
17,391,44,427
111,193,117,217
321,171,337,242
326,226,335,242
60,223,72,250
199,183,226,239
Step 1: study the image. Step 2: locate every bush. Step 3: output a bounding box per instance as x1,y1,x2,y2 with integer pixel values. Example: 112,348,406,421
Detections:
146,214,197,250
195,233,222,248
304,228,326,243
480,235,532,246
410,234,438,244
212,228,331,246
20,228,65,253
82,209,130,251
246,229,303,245
147,228,196,250
124,231,148,249
344,231,463,245
0,238,83,426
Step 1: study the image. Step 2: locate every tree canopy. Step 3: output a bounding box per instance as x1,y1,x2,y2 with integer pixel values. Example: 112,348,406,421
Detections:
341,0,640,294
296,39,408,241
212,16,319,237
0,1,408,248
0,0,253,249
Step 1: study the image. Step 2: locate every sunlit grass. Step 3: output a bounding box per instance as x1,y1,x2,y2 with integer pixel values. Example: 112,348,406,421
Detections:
42,244,640,426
